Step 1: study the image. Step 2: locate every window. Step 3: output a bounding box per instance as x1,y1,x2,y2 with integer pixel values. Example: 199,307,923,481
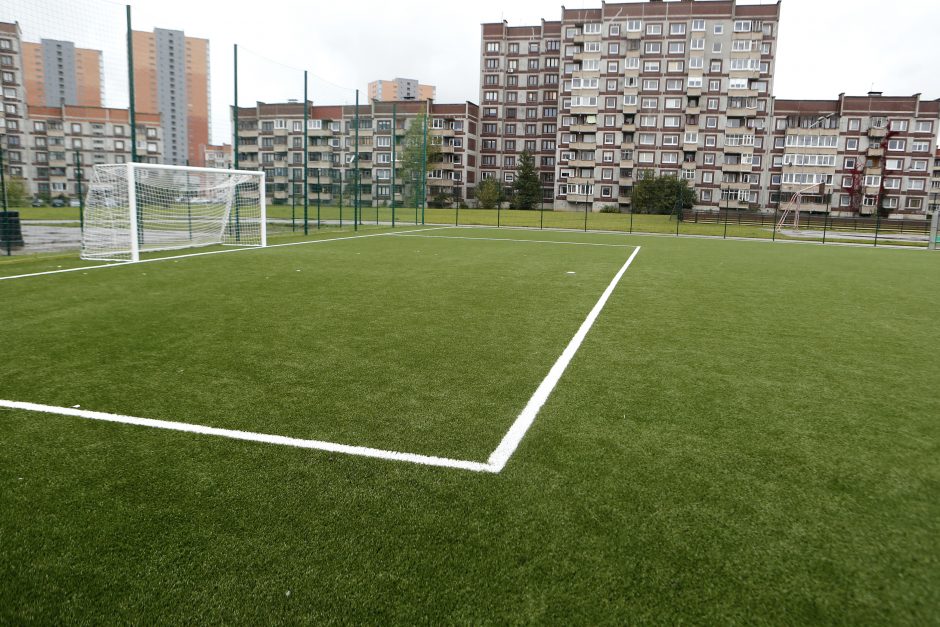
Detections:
609,24,620,36
627,20,642,32
844,157,856,169
684,132,698,144
668,42,685,54
690,39,705,51
692,20,705,31
609,43,620,55
910,159,928,171
915,120,934,133
889,119,908,132
687,77,703,88
664,116,681,128
689,57,704,69
645,42,661,54
642,79,660,91
644,61,660,72
646,23,662,35
848,118,861,131
670,23,686,35
887,139,906,152
486,42,499,53
584,22,602,34
625,57,640,69
731,40,752,52
71,123,82,133
714,24,724,35
846,138,859,151
905,196,923,209
275,119,287,129
734,20,751,32
607,61,619,73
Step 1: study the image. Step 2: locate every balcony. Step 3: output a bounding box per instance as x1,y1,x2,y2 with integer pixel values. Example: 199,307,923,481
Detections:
722,162,753,173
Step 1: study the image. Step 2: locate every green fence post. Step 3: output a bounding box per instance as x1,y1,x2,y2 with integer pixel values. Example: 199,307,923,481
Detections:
316,167,321,230
354,92,360,232
75,150,84,232
421,106,428,225
0,140,8,256
772,202,777,242
303,71,309,236
584,201,589,232
539,197,544,230
874,210,881,247
391,103,397,228
185,159,192,240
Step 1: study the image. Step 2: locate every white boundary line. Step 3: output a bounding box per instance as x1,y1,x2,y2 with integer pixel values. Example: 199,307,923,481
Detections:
392,233,635,248
487,245,641,471
1,239,641,474
0,400,495,473
0,226,450,282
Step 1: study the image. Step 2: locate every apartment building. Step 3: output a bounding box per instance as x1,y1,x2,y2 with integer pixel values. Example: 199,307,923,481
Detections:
368,78,436,102
0,22,27,181
482,0,781,211
132,28,210,167
24,105,163,199
204,143,231,169
232,100,477,208
769,94,940,216
22,39,103,107
479,19,561,204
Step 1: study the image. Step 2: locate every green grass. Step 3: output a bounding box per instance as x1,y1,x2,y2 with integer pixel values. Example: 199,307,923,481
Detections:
1,227,938,623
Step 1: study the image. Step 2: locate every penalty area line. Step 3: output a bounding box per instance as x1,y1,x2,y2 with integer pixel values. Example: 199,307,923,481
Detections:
0,399,497,473
0,226,452,282
486,245,641,472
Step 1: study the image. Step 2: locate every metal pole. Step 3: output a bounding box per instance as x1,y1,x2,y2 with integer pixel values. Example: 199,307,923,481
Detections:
75,151,84,232
316,167,321,230
355,91,360,231
126,5,137,163
539,196,544,230
421,103,428,225
584,200,589,232
303,71,309,235
874,210,881,248
391,103,397,228
772,201,778,242
629,207,633,234
0,141,8,256
233,44,239,170
185,159,192,240
822,189,830,245
929,209,939,251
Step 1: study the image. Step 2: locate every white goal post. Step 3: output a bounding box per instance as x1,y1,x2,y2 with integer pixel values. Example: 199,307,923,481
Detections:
81,162,266,262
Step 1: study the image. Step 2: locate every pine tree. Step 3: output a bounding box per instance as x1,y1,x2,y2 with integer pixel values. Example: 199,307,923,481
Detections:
511,150,542,210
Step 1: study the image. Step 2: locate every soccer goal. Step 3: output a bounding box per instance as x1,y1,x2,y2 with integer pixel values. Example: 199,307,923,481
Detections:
81,163,266,262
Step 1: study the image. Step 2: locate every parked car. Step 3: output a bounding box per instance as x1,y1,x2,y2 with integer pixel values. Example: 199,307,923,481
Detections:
31,198,44,207
50,198,66,208
69,199,81,207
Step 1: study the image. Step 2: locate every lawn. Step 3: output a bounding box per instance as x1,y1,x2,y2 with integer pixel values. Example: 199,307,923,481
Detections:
1,227,938,623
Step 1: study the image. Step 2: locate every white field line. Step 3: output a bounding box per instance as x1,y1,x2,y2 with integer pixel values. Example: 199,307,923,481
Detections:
0,226,451,282
392,233,635,248
487,245,642,472
2,239,641,474
0,400,496,473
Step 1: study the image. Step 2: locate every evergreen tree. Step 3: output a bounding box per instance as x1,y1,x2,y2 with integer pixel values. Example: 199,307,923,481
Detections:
474,178,503,209
511,150,541,210
631,171,696,215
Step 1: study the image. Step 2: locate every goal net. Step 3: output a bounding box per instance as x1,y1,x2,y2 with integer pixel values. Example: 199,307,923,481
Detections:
81,163,266,262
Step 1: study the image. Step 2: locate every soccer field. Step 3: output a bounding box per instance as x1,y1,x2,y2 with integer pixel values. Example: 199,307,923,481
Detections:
2,226,938,623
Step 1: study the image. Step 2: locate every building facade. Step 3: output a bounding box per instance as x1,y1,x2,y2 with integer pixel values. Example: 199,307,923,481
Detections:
25,105,163,199
368,78,436,102
482,0,782,211
22,39,103,108
132,28,210,167
204,143,231,169
0,21,164,202
1,22,27,182
232,100,477,207
770,94,940,216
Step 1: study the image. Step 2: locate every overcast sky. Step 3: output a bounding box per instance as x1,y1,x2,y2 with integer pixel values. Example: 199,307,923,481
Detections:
6,0,940,145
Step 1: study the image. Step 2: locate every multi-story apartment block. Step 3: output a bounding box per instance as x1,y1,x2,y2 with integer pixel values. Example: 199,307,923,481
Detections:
233,100,478,208
22,39,103,108
482,0,781,211
0,22,27,182
769,93,940,216
204,143,231,169
25,105,163,200
368,78,436,102
132,28,210,167
480,19,561,204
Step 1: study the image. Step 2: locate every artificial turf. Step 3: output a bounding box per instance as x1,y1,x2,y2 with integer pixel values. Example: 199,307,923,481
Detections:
1,227,938,623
